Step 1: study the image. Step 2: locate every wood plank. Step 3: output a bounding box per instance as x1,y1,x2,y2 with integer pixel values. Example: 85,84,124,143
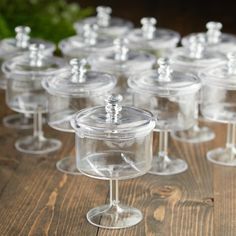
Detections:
0,89,22,195
0,130,108,236
212,123,236,236
213,165,236,236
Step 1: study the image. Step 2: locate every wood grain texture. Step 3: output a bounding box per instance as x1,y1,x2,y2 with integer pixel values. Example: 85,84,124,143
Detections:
212,123,236,236
0,88,235,235
0,131,107,236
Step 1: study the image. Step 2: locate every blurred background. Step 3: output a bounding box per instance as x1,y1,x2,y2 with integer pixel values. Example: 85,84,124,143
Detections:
78,0,236,35
1,0,236,43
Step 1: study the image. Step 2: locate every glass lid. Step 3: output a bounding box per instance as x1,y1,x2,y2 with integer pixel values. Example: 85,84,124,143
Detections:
43,58,117,97
127,17,180,49
88,38,156,75
74,6,133,37
199,52,236,89
0,26,55,60
182,21,236,52
59,24,114,57
2,44,67,78
71,94,156,140
128,58,201,96
170,35,225,70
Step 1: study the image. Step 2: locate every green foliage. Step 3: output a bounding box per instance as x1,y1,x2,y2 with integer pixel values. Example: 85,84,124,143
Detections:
0,0,93,43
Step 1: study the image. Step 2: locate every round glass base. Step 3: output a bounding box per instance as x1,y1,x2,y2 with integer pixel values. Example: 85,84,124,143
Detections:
149,155,188,175
56,157,81,175
87,203,143,229
171,125,215,143
15,135,61,155
207,147,236,166
3,113,33,129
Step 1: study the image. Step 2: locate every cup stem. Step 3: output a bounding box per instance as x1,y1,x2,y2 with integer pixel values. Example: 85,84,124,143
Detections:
226,123,236,161
159,130,168,157
157,130,171,170
33,106,44,141
109,179,119,207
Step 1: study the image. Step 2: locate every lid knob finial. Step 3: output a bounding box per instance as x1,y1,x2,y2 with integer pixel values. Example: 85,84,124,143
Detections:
105,94,123,123
141,17,157,40
227,52,236,75
29,43,45,67
206,21,222,44
96,6,112,27
157,58,173,82
188,35,205,59
15,26,31,49
70,58,89,83
114,38,129,62
83,23,98,46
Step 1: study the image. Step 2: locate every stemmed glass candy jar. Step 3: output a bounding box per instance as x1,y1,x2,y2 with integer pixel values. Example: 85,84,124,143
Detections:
128,58,201,175
2,44,68,155
0,26,55,89
74,6,133,38
170,35,225,143
43,58,117,174
88,38,156,105
59,23,114,60
71,94,155,228
182,21,236,54
0,26,55,129
199,53,236,166
127,17,180,57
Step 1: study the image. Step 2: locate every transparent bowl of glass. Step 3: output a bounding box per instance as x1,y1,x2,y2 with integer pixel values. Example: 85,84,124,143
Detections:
0,26,55,130
128,58,201,175
170,35,225,143
2,44,68,155
74,6,133,38
199,53,236,166
71,94,155,229
88,38,156,106
59,24,115,60
182,21,236,54
42,58,117,174
127,17,180,57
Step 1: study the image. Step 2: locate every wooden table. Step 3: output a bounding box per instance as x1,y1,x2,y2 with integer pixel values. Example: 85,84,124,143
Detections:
0,89,235,236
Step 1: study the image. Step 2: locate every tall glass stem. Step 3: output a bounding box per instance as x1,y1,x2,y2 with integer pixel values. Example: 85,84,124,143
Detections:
33,106,44,141
226,123,236,160
159,130,168,155
157,130,170,170
109,179,119,207
193,103,200,129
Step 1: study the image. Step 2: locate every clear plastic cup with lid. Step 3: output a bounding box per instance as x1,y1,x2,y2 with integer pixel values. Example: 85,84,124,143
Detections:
2,44,68,155
71,94,155,229
42,58,117,175
170,35,225,143
127,17,180,57
182,21,236,54
59,23,115,60
74,6,133,38
128,58,201,175
88,38,156,105
0,26,56,129
199,53,236,166
0,26,55,89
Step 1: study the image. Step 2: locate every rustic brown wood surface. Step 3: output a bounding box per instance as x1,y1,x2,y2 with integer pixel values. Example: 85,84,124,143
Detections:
0,89,234,236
